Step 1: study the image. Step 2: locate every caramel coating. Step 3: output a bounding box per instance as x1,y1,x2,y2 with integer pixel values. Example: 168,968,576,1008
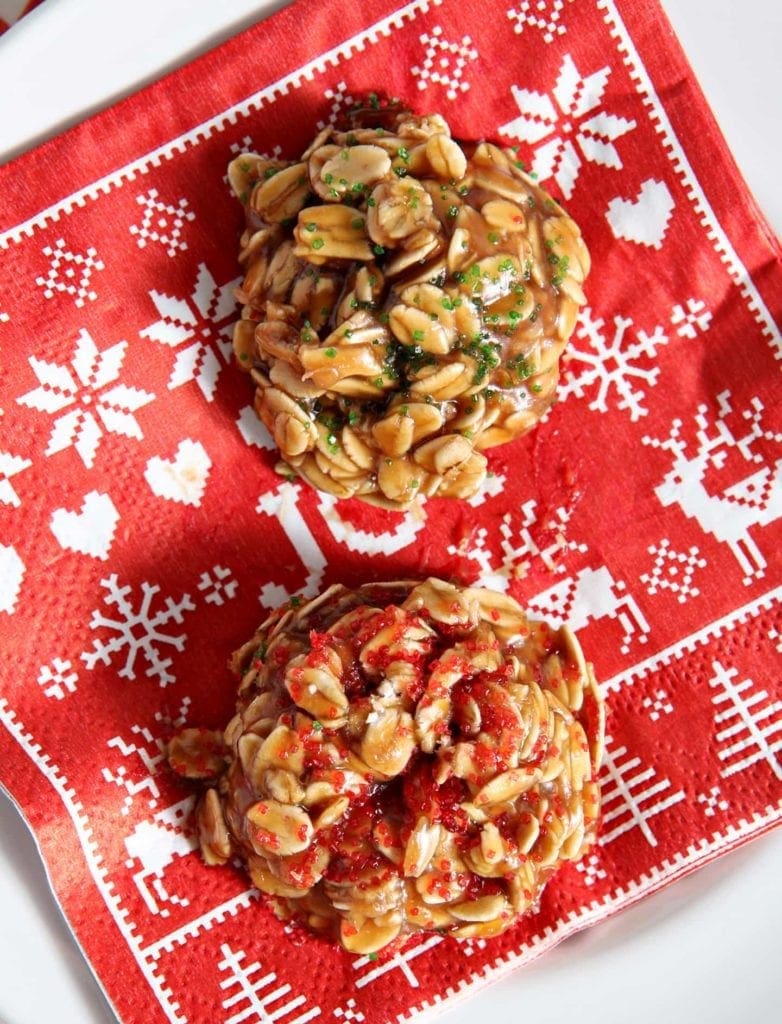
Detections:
228,102,590,507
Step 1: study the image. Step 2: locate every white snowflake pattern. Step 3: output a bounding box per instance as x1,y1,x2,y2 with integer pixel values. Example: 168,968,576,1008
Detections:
0,450,32,507
16,328,155,468
499,53,636,198
140,263,239,402
129,189,195,258
197,564,239,606
411,26,478,100
81,574,195,687
670,297,713,339
640,538,706,603
506,0,573,43
35,237,104,307
559,308,668,421
37,657,78,700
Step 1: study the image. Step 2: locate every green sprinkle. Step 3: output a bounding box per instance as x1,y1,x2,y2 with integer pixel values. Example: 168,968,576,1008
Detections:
373,244,385,256
343,329,354,338
263,167,279,179
289,596,301,607
488,231,500,244
348,409,360,425
305,222,317,232
323,172,334,184
351,217,365,229
311,237,325,250
412,329,426,342
312,720,323,731
447,204,459,218
325,347,337,358
397,146,411,163
393,166,408,178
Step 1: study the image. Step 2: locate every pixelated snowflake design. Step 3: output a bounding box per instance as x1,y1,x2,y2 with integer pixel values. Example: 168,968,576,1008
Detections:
710,659,782,781
0,450,32,507
559,308,668,421
600,736,685,846
36,657,78,700
218,943,321,1024
697,785,729,818
640,538,706,603
16,327,155,468
670,297,713,339
316,81,356,129
102,698,190,814
769,626,782,655
333,999,365,1023
576,850,607,887
447,497,586,588
506,0,573,43
81,574,195,687
140,263,240,402
35,237,104,307
499,53,636,198
642,687,674,722
411,26,478,100
197,564,239,606
129,189,195,258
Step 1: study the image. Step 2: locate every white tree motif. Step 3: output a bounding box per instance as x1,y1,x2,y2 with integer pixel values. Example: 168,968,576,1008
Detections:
140,263,240,402
0,450,32,507
559,309,668,421
499,53,636,198
16,328,154,467
710,659,782,781
599,736,685,846
353,933,443,989
218,943,321,1024
81,574,195,687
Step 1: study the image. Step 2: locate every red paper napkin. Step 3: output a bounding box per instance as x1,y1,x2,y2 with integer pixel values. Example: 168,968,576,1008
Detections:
1,1,781,1021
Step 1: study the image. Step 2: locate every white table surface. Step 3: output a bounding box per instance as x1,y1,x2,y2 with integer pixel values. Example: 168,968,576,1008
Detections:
1,2,780,1023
